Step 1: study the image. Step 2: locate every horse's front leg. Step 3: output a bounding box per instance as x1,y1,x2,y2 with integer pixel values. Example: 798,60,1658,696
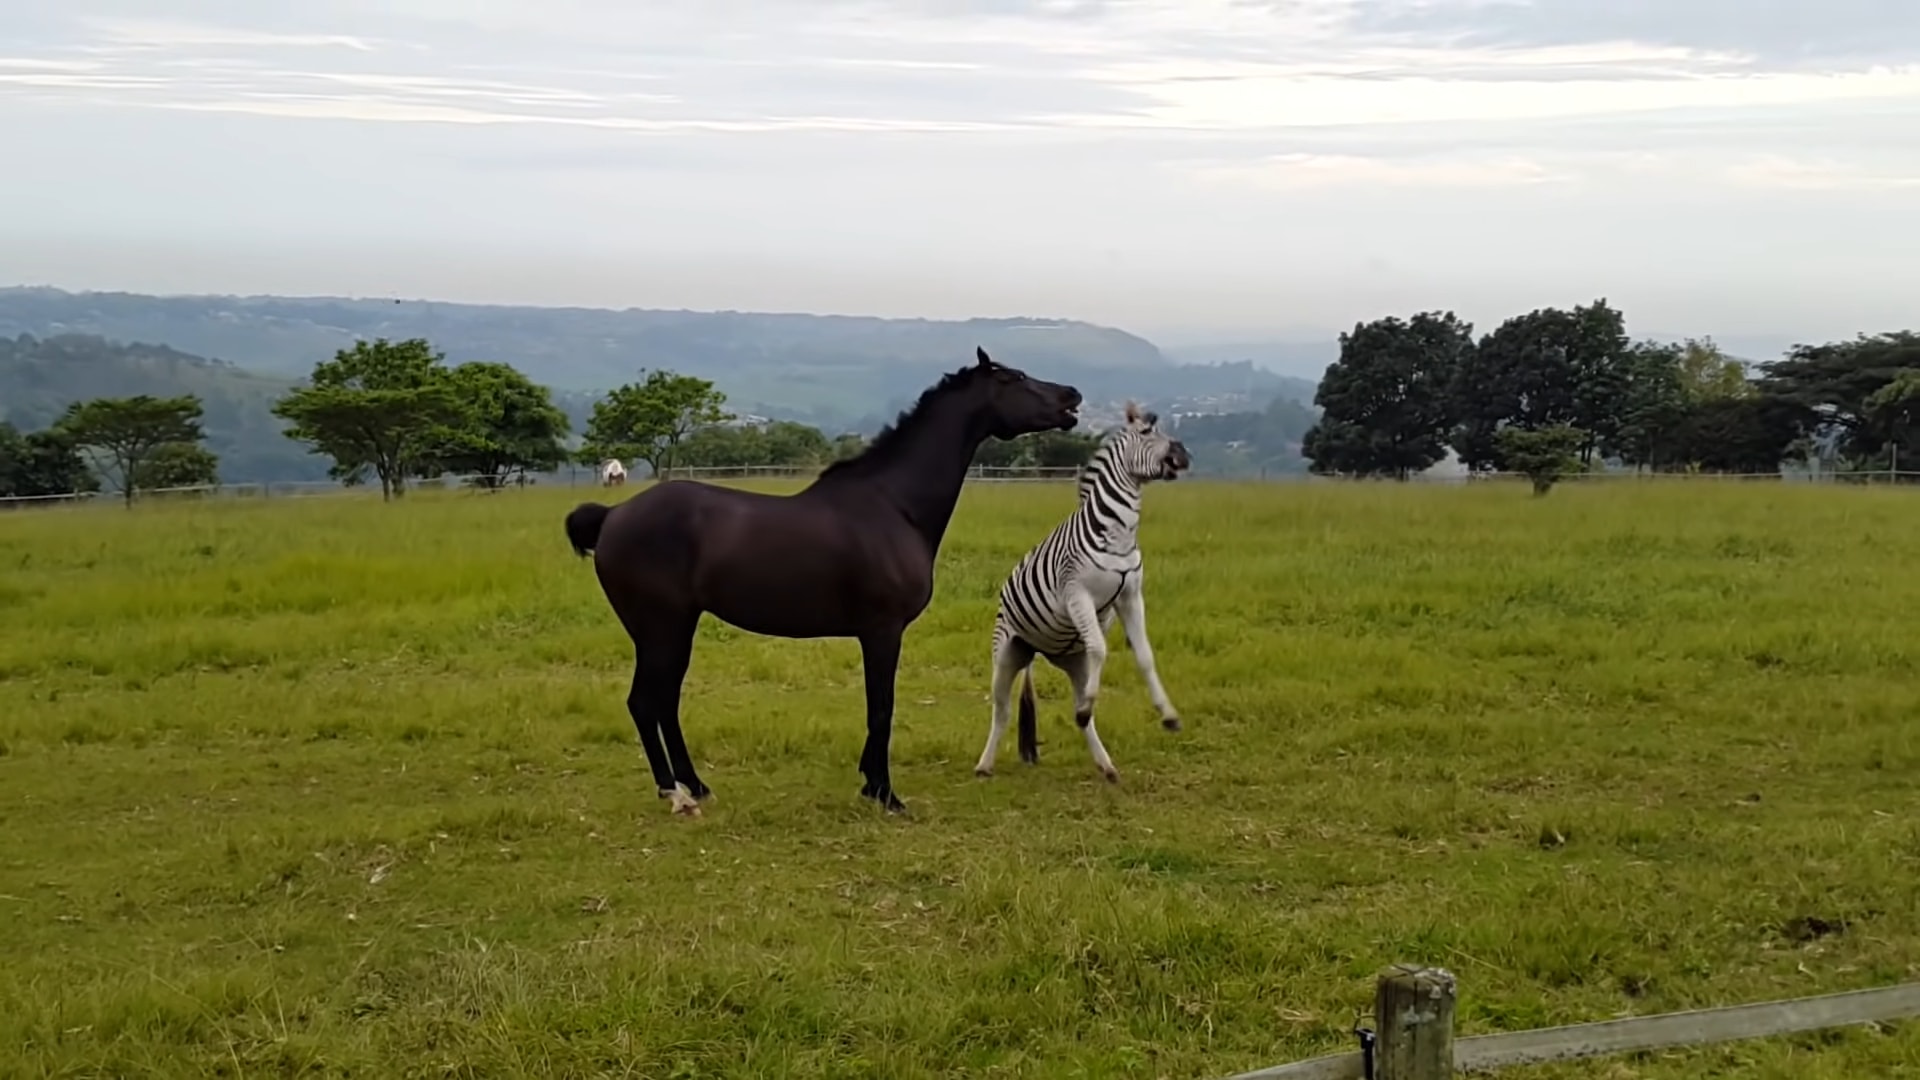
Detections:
857,627,908,813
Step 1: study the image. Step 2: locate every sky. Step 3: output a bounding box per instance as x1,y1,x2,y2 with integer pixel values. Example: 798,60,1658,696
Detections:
2,0,1917,354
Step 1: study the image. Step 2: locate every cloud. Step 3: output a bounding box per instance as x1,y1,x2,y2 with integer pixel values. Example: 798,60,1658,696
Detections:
4,0,1914,139
1179,152,1571,189
2,0,1919,345
1724,154,1920,191
1347,0,1920,68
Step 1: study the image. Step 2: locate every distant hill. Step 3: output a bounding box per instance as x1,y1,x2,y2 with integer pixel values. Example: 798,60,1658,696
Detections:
1163,340,1337,387
0,333,335,483
0,287,1324,485
0,286,1316,434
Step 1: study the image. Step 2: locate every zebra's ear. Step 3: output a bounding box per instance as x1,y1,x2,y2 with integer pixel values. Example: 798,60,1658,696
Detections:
1124,400,1141,424
1143,410,1159,428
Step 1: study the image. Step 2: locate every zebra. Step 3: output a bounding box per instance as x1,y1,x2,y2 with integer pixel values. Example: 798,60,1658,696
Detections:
973,401,1191,783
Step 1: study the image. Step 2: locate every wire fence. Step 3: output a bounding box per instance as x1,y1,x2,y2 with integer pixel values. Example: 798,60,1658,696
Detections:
1220,964,1920,1079
4,464,1917,511
0,464,1088,510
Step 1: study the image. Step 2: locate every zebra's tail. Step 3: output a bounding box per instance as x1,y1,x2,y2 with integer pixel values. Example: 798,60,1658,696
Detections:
565,501,612,557
1015,664,1040,764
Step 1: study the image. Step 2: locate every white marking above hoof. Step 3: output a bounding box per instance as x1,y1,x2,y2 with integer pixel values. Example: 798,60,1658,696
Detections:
667,786,702,816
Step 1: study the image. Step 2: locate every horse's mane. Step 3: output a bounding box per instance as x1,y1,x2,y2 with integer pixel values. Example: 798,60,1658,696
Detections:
814,360,987,482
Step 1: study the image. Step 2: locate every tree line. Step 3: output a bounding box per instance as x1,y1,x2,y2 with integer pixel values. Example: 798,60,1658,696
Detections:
1302,299,1920,492
3,336,1107,504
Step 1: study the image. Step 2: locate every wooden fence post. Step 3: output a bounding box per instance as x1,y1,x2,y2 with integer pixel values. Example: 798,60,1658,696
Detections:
1375,964,1457,1079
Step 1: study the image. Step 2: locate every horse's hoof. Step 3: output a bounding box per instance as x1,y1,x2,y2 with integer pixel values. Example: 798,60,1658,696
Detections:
859,783,909,815
666,788,703,817
1162,716,1182,732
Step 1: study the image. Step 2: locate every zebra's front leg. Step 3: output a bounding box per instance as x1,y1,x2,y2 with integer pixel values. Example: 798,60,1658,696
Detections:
975,636,1033,777
1063,591,1118,782
1115,575,1181,732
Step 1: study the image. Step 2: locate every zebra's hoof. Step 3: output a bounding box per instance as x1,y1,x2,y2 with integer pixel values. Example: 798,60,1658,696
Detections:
1162,716,1182,732
973,765,994,778
1100,767,1120,784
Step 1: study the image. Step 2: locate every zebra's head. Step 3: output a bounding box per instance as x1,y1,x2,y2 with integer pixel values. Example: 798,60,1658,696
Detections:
1089,401,1191,489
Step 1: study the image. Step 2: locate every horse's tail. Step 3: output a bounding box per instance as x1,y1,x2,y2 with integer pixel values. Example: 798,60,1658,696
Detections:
565,501,612,557
1015,664,1040,764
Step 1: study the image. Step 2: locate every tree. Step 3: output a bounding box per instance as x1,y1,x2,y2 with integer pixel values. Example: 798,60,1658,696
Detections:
55,394,208,507
1754,332,1920,470
1675,337,1751,401
1865,368,1920,474
830,433,866,462
133,441,220,491
1496,424,1588,496
1610,341,1688,471
1305,311,1473,479
1452,300,1630,471
422,361,570,490
0,422,98,499
1028,429,1103,469
271,337,461,500
580,370,732,479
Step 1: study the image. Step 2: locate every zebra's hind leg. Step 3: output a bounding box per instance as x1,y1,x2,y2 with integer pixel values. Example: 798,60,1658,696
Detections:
1115,571,1181,732
1056,650,1119,783
975,635,1034,777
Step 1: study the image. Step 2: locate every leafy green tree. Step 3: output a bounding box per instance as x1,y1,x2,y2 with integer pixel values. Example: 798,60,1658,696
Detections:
1028,429,1103,469
580,370,732,479
830,433,866,462
971,435,1024,468
1675,337,1751,401
760,420,833,465
1670,397,1803,475
1496,424,1588,496
677,421,836,470
0,422,99,499
1452,300,1630,471
1865,368,1920,474
1305,311,1473,479
133,441,220,491
1754,332,1920,468
55,394,209,507
1610,341,1688,471
422,361,570,489
271,337,460,500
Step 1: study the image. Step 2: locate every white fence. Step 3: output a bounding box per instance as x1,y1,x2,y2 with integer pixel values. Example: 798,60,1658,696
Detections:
6,464,1917,511
0,464,1089,509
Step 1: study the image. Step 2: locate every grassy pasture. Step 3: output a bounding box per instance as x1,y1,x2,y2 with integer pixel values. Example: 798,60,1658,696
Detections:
2,478,1918,1079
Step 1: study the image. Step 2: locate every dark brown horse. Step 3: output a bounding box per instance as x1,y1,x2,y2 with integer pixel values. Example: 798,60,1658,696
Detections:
564,347,1083,815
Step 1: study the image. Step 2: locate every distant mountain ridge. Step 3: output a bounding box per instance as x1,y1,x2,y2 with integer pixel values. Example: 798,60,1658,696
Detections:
0,285,1324,484
0,286,1316,433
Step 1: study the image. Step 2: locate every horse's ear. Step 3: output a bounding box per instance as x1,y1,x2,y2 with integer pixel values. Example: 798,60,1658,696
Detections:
975,346,993,368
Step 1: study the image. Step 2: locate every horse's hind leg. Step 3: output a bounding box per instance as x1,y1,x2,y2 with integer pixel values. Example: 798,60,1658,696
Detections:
643,611,709,807
625,651,677,798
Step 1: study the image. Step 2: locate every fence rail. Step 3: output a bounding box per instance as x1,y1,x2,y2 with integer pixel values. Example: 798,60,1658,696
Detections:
1222,965,1920,1079
6,464,1919,510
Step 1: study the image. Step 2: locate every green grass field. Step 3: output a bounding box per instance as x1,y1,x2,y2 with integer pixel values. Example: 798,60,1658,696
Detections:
3,479,1918,1079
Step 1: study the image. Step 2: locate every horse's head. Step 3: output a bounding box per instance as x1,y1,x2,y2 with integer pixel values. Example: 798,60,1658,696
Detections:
1113,401,1191,483
968,347,1082,439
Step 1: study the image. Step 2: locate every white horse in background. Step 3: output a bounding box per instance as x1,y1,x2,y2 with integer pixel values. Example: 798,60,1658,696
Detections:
599,458,628,487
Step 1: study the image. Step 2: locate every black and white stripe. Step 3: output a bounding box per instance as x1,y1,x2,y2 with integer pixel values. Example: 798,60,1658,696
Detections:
973,405,1190,782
